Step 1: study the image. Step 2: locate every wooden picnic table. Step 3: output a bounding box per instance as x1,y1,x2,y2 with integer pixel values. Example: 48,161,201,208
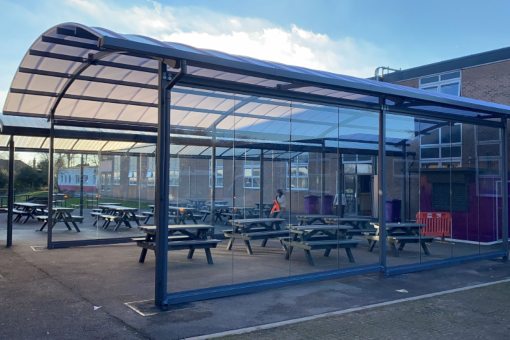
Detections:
220,206,257,224
368,222,433,256
225,217,286,255
136,224,220,264
283,224,359,265
99,205,141,231
38,207,82,232
323,216,376,235
13,202,46,223
296,214,342,225
168,206,200,224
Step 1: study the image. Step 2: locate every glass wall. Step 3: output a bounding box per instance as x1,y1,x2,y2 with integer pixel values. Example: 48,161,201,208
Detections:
384,113,506,268
163,87,383,293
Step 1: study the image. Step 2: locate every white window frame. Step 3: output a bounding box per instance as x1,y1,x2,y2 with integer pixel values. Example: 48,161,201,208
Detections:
209,159,224,188
419,70,461,96
243,160,260,189
287,153,309,191
420,123,462,168
128,156,138,186
169,157,180,187
113,156,121,185
146,157,155,187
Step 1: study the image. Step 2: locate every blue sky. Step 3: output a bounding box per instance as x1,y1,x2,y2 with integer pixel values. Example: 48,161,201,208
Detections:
1,0,510,108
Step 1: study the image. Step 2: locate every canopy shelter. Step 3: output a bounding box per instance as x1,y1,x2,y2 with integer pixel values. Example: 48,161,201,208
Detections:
2,23,510,308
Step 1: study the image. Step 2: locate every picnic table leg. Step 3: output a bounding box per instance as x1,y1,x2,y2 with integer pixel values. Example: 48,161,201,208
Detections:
390,241,399,257
324,248,331,257
261,238,269,247
139,248,148,263
226,236,234,250
63,221,72,231
421,241,431,255
284,245,294,260
71,221,80,232
23,213,31,224
39,221,47,231
187,247,195,259
368,240,377,252
204,248,214,264
243,240,253,255
345,248,355,263
304,250,315,266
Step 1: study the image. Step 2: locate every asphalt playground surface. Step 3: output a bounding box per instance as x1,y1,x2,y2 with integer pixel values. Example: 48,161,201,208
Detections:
1,240,510,339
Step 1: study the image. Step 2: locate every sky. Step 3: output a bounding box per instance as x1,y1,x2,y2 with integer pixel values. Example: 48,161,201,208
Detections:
1,0,510,111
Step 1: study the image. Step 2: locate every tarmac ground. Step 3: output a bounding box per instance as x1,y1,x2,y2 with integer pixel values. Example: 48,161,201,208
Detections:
1,240,510,339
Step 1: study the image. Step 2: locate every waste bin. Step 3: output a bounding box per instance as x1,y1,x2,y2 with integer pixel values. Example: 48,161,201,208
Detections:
391,199,401,222
385,199,402,222
321,194,334,215
385,201,393,222
304,195,320,214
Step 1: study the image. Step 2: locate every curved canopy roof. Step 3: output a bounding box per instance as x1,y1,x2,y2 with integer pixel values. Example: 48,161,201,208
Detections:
3,22,510,146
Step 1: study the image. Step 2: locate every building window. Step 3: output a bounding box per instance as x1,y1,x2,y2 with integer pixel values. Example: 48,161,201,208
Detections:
128,156,137,186
244,160,260,189
420,71,461,96
477,126,502,196
420,124,462,168
288,153,309,190
209,159,224,188
113,156,120,185
170,157,179,187
146,157,155,187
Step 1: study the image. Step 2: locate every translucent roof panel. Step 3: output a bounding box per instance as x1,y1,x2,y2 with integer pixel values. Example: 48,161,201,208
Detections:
3,22,510,152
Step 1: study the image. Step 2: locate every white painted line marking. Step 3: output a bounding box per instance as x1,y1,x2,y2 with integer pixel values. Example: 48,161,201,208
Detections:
184,277,510,340
124,299,158,317
30,246,45,252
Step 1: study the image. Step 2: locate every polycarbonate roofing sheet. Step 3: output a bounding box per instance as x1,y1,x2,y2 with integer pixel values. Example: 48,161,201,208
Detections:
3,22,510,147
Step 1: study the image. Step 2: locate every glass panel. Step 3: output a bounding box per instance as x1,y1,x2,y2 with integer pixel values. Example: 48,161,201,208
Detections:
440,83,460,96
420,75,440,85
421,129,439,145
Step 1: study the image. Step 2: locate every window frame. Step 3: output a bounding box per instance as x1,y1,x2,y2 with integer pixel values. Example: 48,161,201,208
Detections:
243,160,260,189
287,153,309,191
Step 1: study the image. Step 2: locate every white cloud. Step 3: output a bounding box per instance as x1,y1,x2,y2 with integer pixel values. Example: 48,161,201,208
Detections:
64,0,386,78
0,90,6,110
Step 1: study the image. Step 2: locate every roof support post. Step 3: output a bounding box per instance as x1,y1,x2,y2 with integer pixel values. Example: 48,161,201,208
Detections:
211,135,216,225
378,99,388,270
402,143,408,222
47,114,55,248
321,142,326,215
6,136,14,247
80,154,84,217
155,59,187,309
259,149,264,218
501,118,508,260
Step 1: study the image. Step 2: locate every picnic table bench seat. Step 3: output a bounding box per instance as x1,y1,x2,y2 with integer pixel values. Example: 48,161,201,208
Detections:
36,214,84,222
134,238,221,264
225,229,289,254
281,238,359,265
36,214,83,232
366,234,434,256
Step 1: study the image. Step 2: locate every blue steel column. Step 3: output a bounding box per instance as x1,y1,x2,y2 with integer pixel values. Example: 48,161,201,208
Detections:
378,99,387,269
155,60,171,308
47,115,55,248
79,154,84,215
211,132,216,225
259,149,264,218
6,136,14,247
501,118,508,259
